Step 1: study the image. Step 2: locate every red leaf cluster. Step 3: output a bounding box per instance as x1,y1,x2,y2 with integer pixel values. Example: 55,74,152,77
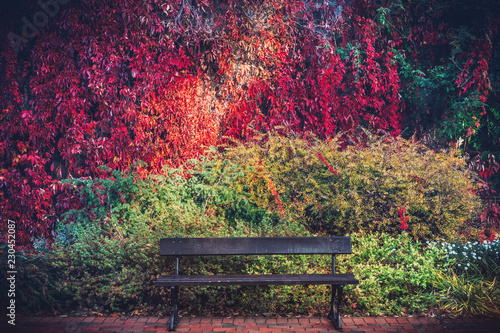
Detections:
398,207,409,231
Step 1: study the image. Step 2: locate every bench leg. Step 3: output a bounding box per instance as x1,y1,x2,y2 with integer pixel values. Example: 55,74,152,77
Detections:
168,286,179,331
328,284,344,330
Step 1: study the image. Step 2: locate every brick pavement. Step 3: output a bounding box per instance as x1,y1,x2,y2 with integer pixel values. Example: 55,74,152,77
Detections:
1,316,499,333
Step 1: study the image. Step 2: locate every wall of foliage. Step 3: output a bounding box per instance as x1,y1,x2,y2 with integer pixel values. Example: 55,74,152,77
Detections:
1,0,499,245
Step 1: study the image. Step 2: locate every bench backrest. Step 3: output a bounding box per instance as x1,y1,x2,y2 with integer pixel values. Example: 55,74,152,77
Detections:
159,236,352,256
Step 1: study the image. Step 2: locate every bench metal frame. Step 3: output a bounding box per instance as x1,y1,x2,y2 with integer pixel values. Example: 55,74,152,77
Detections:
154,236,359,331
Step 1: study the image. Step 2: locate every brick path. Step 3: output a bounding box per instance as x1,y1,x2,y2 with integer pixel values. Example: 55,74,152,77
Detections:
2,316,499,333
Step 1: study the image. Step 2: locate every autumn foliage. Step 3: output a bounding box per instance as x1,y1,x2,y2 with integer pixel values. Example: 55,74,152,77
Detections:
223,134,481,241
1,0,499,245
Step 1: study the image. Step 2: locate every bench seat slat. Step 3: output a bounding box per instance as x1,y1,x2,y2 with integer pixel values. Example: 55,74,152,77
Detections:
155,273,359,286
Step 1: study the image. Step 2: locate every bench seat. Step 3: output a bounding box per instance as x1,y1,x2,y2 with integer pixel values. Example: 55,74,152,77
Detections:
155,273,359,286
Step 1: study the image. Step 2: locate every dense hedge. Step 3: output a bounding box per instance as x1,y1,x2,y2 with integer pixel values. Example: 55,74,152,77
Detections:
1,137,494,317
224,134,481,241
2,228,448,317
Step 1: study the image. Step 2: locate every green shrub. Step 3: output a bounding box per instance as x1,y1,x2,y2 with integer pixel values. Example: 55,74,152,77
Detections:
8,228,450,317
0,245,74,314
340,232,447,316
223,133,481,241
16,155,312,315
37,221,315,315
6,148,482,317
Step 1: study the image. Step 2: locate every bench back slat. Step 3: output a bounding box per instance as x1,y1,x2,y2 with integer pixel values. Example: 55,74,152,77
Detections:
159,236,352,256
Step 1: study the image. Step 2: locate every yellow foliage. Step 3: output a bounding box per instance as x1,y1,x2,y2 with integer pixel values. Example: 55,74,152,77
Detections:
435,274,500,317
223,133,481,241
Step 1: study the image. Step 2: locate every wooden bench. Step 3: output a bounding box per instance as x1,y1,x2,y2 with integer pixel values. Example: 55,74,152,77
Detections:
154,236,359,331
